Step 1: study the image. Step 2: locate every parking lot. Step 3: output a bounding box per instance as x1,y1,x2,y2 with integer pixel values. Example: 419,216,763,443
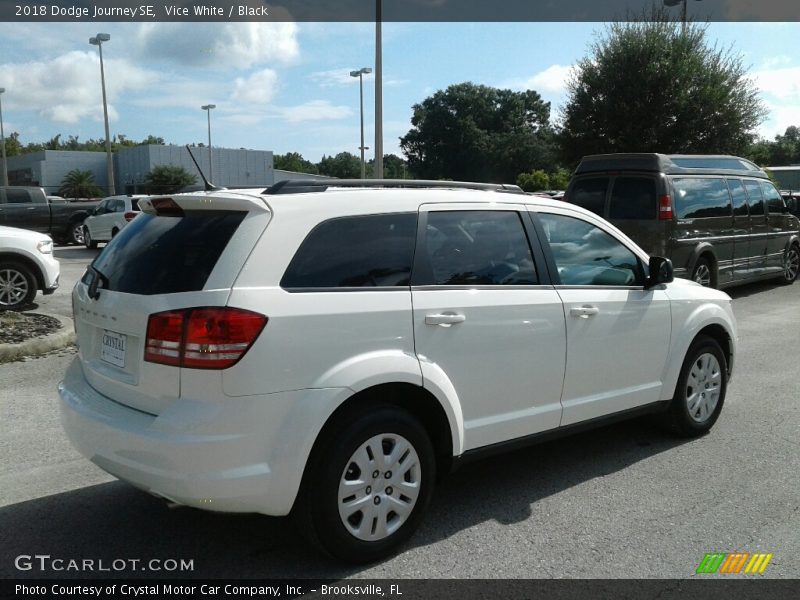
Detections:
1,244,798,579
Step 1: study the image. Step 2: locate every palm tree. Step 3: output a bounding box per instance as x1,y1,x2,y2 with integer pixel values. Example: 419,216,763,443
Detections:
58,169,103,200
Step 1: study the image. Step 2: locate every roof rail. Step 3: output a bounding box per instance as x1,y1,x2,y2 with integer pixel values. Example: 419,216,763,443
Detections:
263,179,524,195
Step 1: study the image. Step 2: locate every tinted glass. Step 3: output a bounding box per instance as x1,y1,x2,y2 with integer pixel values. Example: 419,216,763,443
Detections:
570,178,609,216
727,179,749,217
609,177,657,219
87,211,245,295
131,198,141,211
539,213,641,286
671,157,759,171
281,213,417,288
424,211,537,285
5,189,32,204
761,181,785,214
673,178,731,219
743,180,765,217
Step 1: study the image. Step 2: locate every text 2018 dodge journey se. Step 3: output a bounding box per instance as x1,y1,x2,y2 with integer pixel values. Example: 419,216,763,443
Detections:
564,154,800,288
59,180,737,562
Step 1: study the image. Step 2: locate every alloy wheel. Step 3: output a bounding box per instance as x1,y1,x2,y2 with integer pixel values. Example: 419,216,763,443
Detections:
784,246,800,282
0,268,30,308
71,222,85,245
337,433,421,542
685,353,722,423
693,263,711,287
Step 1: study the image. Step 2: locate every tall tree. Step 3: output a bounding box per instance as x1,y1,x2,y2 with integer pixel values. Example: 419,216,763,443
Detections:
400,82,556,183
274,152,319,174
318,152,362,179
559,13,767,166
58,169,103,199
144,165,197,194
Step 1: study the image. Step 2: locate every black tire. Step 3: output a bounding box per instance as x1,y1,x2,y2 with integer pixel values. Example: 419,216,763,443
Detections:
778,243,799,285
691,256,715,288
0,261,38,311
84,227,98,250
69,221,85,245
295,405,436,563
662,336,727,437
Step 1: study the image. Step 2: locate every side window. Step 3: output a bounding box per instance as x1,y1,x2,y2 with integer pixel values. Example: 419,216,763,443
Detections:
761,181,785,215
5,188,32,204
569,177,609,216
423,211,538,286
743,180,765,217
539,213,642,286
94,200,108,215
280,213,417,288
727,179,749,217
608,177,657,220
673,178,731,219
114,199,126,212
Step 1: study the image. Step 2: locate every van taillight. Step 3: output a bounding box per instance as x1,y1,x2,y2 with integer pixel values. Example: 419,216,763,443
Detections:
658,195,673,220
123,211,138,222
145,308,267,369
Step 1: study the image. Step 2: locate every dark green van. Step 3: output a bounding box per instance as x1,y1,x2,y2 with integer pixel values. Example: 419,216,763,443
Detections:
565,154,800,288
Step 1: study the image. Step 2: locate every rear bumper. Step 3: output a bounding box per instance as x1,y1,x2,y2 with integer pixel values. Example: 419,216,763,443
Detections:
57,357,345,515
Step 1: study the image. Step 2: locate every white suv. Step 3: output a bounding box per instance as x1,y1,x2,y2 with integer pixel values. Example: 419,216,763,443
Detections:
59,181,736,562
0,225,60,310
82,195,148,249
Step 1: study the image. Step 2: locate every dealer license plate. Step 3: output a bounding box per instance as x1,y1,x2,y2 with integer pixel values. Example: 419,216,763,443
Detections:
100,330,127,368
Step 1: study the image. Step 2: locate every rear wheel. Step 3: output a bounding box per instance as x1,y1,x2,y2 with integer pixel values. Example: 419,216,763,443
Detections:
778,243,799,285
691,257,715,288
295,406,436,563
69,221,85,245
84,227,98,250
0,262,37,310
662,336,727,437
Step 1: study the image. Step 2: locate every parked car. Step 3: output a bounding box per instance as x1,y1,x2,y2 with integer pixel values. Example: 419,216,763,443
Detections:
564,154,800,288
59,180,737,563
0,186,98,245
82,195,148,249
781,191,799,219
0,225,60,310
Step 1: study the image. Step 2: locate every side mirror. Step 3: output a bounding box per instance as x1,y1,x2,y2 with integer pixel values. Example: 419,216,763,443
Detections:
645,256,674,289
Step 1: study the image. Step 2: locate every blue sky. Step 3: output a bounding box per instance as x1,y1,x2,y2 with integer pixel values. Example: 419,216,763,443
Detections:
1,21,799,162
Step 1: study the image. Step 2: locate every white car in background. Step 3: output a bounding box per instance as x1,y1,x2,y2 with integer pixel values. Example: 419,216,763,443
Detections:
0,225,60,310
83,195,148,249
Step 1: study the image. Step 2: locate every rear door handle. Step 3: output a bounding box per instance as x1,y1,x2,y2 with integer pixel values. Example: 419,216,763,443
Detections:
570,306,599,318
425,313,466,327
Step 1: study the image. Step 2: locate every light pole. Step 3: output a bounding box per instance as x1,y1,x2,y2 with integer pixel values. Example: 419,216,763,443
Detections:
374,0,383,178
201,104,216,180
89,33,115,195
350,68,372,179
0,88,8,186
664,0,702,32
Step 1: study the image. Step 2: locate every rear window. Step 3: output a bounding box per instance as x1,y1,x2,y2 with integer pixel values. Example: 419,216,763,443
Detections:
569,177,609,216
131,198,141,211
87,211,246,295
281,213,417,289
673,178,731,219
608,177,657,220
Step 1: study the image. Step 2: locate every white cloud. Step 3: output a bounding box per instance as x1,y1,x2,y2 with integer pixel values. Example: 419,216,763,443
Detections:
310,68,374,88
134,22,299,69
516,64,573,94
0,51,158,124
279,100,352,123
231,69,279,106
753,66,800,102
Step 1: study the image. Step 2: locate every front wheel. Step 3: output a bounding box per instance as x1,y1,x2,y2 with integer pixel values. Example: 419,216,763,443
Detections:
778,244,799,285
0,261,38,310
295,406,436,563
662,336,727,437
69,221,85,245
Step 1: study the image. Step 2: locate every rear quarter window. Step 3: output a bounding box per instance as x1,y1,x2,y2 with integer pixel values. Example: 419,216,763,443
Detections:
569,177,609,216
281,213,417,289
673,178,731,219
88,211,246,295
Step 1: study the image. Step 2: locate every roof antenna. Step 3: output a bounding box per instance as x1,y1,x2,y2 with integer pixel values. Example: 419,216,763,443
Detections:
185,145,222,191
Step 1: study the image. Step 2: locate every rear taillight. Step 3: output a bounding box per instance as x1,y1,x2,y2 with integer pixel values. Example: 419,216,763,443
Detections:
144,308,267,369
123,211,138,222
658,195,673,220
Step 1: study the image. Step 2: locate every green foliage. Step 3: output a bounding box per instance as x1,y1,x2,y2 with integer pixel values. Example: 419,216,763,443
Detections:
58,169,104,199
745,126,800,167
548,168,571,190
144,165,197,194
9,133,169,155
318,152,362,179
274,152,319,174
2,132,23,157
517,170,550,192
559,13,767,166
400,82,556,183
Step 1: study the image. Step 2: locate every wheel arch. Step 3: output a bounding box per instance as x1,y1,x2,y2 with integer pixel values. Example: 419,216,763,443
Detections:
686,244,718,282
0,251,45,290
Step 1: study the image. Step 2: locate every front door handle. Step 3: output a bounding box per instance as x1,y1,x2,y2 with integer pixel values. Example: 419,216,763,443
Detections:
570,306,600,319
425,313,466,327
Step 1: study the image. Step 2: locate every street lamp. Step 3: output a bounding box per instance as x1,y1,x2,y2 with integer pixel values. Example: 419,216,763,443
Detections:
0,87,8,186
349,68,372,179
664,0,702,32
89,33,115,195
374,0,383,178
201,104,216,180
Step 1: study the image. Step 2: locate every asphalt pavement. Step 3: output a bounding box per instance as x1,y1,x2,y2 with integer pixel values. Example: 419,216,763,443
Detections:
0,245,798,579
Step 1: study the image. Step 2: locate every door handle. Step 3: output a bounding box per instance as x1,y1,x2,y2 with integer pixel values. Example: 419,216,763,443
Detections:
570,306,599,319
425,313,466,327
